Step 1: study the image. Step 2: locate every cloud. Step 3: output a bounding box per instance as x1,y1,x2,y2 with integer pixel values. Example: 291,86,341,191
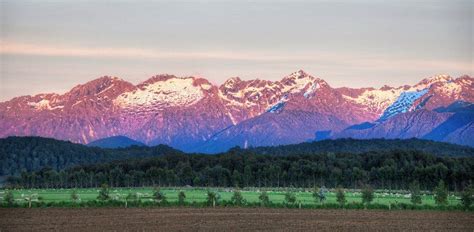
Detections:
1,41,472,74
0,41,310,61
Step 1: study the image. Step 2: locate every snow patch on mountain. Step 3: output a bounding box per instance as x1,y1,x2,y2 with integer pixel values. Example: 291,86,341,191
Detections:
414,74,453,89
200,83,213,90
219,78,279,107
281,70,318,94
342,88,402,115
342,74,457,116
437,82,463,97
96,83,116,96
114,77,205,109
227,112,238,125
378,88,429,121
218,70,323,116
27,99,64,110
304,82,319,98
267,95,288,113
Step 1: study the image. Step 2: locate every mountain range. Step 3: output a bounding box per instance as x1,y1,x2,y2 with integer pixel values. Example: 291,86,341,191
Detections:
1,70,472,153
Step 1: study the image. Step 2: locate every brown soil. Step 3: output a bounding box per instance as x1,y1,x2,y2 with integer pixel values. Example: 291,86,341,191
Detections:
0,208,473,232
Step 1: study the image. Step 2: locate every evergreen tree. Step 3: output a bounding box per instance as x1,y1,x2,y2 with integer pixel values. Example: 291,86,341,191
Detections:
231,189,245,206
153,188,166,203
284,191,296,205
97,184,110,201
259,191,270,206
206,190,218,207
319,187,327,203
71,190,79,203
361,185,374,206
178,191,186,205
336,187,346,208
434,180,448,206
460,184,473,210
409,181,422,205
312,187,320,203
3,190,15,206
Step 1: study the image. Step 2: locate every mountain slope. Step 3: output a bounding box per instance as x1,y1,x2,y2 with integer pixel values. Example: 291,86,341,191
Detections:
334,110,452,140
0,76,136,144
195,109,347,153
87,136,146,148
423,104,474,146
334,103,474,147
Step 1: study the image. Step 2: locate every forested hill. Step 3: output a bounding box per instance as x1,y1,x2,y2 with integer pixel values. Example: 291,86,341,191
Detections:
0,136,183,176
1,136,473,176
248,138,474,157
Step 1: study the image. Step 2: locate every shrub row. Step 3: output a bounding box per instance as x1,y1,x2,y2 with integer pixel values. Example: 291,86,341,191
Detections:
0,200,469,211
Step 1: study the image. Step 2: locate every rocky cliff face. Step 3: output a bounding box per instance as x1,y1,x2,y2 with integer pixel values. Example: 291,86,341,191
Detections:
1,71,472,152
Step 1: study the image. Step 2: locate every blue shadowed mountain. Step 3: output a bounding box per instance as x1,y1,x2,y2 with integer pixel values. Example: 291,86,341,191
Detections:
423,103,474,142
345,122,376,130
434,101,473,113
88,136,146,148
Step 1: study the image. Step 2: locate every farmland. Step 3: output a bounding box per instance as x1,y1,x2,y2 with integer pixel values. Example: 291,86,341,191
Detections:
1,208,473,231
0,187,462,208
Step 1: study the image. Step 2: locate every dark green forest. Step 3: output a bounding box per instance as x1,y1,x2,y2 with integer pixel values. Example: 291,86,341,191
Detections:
250,138,474,157
2,137,473,176
0,136,182,176
2,137,474,191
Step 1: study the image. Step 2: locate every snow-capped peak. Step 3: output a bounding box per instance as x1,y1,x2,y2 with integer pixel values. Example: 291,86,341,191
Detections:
288,69,309,78
341,74,462,117
218,70,322,107
415,74,453,88
222,77,243,88
114,75,207,110
280,70,325,94
282,69,311,82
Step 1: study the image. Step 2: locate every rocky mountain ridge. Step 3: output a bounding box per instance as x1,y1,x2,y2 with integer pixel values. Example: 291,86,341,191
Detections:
1,70,472,152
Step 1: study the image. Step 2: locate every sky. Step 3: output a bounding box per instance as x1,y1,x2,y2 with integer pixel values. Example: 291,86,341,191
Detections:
0,0,472,101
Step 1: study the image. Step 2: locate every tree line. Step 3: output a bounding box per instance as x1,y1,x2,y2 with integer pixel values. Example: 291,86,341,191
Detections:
7,149,474,191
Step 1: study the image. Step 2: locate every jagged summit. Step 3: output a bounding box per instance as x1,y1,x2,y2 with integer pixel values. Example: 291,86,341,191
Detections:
288,69,310,77
139,74,202,86
415,74,454,89
66,76,134,97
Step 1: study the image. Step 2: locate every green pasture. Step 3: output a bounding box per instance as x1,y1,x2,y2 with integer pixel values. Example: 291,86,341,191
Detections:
0,187,460,206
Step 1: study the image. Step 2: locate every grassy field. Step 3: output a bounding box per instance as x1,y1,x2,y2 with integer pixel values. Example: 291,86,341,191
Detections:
0,187,461,207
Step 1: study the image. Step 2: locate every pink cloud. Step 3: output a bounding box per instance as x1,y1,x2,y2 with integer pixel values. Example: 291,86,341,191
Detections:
1,41,471,74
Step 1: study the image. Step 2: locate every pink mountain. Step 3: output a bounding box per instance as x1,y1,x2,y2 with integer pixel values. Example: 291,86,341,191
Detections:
1,70,472,152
